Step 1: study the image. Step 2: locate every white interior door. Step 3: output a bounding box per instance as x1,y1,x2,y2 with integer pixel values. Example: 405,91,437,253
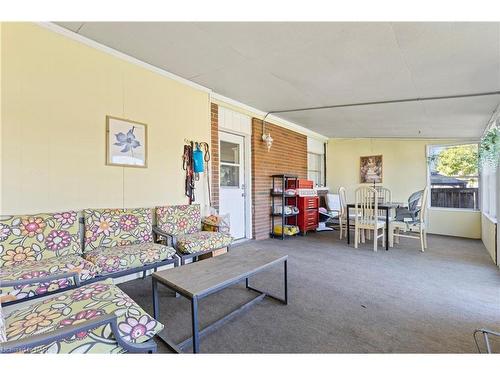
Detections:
219,132,246,240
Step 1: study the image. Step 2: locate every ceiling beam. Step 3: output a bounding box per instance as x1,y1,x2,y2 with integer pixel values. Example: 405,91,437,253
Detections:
268,90,500,114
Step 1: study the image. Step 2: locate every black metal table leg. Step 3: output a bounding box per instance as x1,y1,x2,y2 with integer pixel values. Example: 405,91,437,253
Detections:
284,259,288,305
245,259,288,304
152,277,159,319
191,297,200,353
385,208,389,251
347,206,350,244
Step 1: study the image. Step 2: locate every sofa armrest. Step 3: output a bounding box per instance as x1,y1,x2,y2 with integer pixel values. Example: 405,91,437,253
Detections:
0,271,81,289
0,313,157,353
152,226,176,247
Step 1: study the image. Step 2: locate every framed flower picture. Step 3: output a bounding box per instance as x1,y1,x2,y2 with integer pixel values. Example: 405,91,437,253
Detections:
106,116,148,168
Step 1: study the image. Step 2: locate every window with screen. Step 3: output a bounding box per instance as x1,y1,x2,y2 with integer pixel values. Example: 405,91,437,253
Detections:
428,143,480,210
307,152,324,187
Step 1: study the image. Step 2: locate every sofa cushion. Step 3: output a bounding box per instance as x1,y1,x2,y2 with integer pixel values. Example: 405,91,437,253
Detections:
176,231,232,255
156,204,201,236
0,211,81,267
83,243,176,275
83,208,153,252
0,255,100,304
3,279,164,353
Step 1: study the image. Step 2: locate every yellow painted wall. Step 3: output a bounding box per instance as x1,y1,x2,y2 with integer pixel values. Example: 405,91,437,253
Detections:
326,138,481,238
482,214,497,264
1,23,211,214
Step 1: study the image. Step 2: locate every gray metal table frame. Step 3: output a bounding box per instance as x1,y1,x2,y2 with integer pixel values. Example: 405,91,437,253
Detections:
151,253,288,353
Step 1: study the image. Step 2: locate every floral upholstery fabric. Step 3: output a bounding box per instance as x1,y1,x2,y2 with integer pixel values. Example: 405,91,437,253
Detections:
83,208,153,252
176,231,232,254
156,204,201,236
3,279,164,353
83,243,176,275
0,211,81,267
0,255,100,303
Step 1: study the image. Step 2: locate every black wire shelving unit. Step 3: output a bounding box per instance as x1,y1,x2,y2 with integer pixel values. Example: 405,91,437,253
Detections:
270,174,299,240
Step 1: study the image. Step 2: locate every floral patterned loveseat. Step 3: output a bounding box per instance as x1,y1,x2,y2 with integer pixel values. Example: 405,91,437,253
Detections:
154,204,232,265
0,278,163,353
0,208,179,306
0,211,100,304
82,208,177,276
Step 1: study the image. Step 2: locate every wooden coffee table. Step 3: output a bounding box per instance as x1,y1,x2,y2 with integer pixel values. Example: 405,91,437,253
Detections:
152,248,288,353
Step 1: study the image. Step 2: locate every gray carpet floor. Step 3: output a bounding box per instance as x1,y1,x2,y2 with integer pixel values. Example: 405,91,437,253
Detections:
119,232,500,353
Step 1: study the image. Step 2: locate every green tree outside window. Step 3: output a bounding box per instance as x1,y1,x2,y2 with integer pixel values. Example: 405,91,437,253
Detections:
435,144,478,177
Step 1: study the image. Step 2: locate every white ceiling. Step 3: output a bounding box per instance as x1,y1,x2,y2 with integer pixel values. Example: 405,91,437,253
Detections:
56,22,500,138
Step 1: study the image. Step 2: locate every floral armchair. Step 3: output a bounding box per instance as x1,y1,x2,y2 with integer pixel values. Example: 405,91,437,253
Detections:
0,212,99,305
0,278,163,353
82,208,178,276
154,204,233,265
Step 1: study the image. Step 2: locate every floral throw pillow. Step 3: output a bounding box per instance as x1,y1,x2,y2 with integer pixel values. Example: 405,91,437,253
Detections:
0,211,81,267
156,204,201,236
83,208,153,252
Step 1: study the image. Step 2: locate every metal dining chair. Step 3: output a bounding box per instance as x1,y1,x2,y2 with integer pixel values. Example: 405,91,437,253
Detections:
389,187,429,252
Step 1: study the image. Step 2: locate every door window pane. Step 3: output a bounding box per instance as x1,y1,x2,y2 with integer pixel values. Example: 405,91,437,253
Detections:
220,141,240,164
221,165,240,187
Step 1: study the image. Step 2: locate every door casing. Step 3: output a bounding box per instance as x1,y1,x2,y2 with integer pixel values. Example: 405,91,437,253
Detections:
218,129,252,240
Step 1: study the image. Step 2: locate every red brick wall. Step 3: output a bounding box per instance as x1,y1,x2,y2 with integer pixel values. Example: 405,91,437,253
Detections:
251,118,308,240
210,103,219,210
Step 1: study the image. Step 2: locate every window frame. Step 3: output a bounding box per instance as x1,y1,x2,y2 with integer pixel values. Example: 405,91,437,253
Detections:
307,151,325,187
481,162,497,221
426,142,481,212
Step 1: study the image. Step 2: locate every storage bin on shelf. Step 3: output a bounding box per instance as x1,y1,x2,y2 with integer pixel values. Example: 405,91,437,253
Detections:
273,224,300,236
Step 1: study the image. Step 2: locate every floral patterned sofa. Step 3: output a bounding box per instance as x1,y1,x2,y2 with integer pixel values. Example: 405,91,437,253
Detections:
0,212,100,304
81,208,178,277
0,278,163,353
154,204,233,265
1,208,178,306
